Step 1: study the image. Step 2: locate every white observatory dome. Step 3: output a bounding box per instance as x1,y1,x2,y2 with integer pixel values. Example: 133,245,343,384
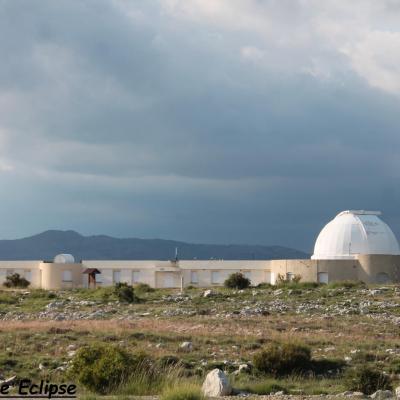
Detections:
54,254,75,264
312,210,400,260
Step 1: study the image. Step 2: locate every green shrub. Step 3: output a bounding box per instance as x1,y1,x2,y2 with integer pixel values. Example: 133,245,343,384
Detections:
69,343,151,394
0,292,18,304
253,342,311,376
161,383,204,400
257,282,273,289
158,355,181,369
241,381,286,395
135,283,155,293
3,273,30,288
29,289,57,299
345,366,392,395
327,281,366,289
224,273,250,289
114,283,138,303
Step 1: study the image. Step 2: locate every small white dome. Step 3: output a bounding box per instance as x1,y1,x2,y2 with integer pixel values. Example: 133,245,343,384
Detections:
312,210,400,260
54,254,75,264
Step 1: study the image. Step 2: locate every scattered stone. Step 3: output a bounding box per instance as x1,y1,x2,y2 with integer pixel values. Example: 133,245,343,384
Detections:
3,376,16,386
203,290,214,298
180,341,193,352
395,387,400,400
202,368,232,397
238,363,250,373
370,390,393,400
38,363,45,370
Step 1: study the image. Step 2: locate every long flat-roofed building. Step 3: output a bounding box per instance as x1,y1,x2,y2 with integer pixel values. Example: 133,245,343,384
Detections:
1,210,399,289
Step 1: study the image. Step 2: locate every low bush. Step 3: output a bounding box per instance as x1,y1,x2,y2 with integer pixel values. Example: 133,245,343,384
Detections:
135,283,155,293
0,292,18,304
345,366,392,395
3,273,30,288
224,273,250,289
257,282,273,289
114,283,138,303
240,381,286,395
327,281,366,289
29,289,57,299
160,383,204,400
158,355,181,369
253,342,311,376
69,343,151,394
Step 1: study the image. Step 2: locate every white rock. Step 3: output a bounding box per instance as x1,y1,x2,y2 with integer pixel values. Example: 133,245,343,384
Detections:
180,341,193,352
38,363,45,370
238,364,250,373
202,368,232,397
370,390,393,400
395,387,400,400
352,392,366,398
4,376,16,385
203,290,214,298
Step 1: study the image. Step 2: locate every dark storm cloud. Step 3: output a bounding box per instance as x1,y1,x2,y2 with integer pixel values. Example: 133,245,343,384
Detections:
0,0,400,251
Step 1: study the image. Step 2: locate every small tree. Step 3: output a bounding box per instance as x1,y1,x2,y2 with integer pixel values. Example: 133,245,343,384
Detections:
114,282,138,303
224,272,250,289
3,273,30,288
346,366,392,395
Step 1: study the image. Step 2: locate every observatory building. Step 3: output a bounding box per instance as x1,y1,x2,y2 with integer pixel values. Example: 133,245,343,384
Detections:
0,210,399,289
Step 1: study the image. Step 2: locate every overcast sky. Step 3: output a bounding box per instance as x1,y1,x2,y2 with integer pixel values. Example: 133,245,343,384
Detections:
1,0,400,252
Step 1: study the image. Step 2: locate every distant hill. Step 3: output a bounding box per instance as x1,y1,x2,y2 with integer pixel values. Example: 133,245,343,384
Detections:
0,230,308,261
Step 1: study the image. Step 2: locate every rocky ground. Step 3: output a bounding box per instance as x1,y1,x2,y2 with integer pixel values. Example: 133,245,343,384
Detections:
0,283,399,398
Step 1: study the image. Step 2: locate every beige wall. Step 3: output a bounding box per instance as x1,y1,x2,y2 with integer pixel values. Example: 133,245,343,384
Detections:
40,262,83,290
0,255,399,290
356,255,400,283
0,261,42,288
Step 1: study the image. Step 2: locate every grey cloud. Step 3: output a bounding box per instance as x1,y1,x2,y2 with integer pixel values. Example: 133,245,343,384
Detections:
0,0,399,251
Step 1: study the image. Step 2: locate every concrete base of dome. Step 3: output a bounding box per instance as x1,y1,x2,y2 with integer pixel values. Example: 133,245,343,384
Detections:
269,254,400,284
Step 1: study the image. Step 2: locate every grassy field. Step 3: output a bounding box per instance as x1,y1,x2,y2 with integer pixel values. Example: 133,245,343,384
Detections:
0,282,399,398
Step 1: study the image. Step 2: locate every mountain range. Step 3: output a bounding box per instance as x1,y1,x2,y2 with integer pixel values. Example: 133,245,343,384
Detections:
0,230,308,261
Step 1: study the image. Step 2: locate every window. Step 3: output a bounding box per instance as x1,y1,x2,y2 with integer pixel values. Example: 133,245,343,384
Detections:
24,270,32,282
317,272,329,284
132,270,140,284
113,270,121,283
211,271,220,284
62,270,72,282
190,271,199,284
